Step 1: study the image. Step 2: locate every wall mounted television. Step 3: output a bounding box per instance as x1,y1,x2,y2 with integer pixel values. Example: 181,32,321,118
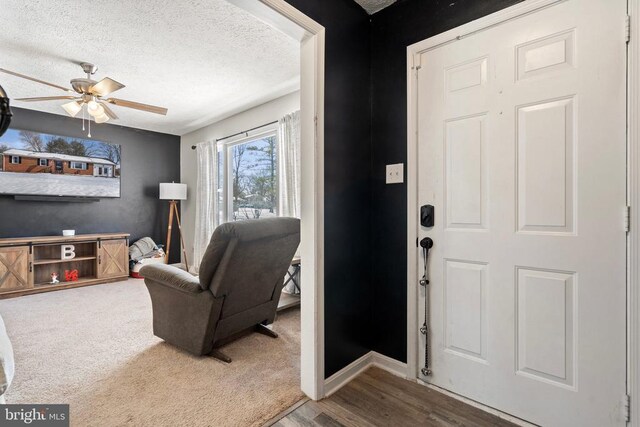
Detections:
0,129,121,198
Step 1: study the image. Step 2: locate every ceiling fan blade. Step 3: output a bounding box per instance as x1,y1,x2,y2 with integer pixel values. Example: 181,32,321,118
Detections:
15,96,77,102
0,68,73,93
99,102,119,120
104,98,167,115
91,77,125,97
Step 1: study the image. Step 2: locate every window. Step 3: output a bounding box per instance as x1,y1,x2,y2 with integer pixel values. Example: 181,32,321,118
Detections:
96,166,112,177
70,162,87,170
38,159,47,166
219,132,278,222
10,156,20,164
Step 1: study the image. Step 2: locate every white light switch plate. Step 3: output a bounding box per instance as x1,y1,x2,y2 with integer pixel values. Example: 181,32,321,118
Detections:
386,163,404,184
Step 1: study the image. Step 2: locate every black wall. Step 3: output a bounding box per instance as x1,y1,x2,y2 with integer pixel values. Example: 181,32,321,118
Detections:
0,107,181,262
370,0,522,362
283,0,523,377
284,0,373,377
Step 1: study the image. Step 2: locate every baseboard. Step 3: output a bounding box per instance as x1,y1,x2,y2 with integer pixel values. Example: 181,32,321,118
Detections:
370,351,407,378
324,352,372,397
324,351,407,397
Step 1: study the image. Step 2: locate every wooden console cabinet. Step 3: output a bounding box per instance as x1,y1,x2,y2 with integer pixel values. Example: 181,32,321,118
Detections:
0,233,130,298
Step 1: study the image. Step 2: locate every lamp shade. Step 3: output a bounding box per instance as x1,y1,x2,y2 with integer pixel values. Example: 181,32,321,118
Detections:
159,183,187,200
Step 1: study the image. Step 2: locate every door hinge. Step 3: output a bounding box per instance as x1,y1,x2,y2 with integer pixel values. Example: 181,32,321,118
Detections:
627,15,631,43
413,53,422,71
625,206,631,233
624,393,631,422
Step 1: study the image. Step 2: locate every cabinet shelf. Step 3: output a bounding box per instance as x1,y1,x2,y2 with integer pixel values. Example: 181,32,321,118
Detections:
33,256,97,265
34,277,98,288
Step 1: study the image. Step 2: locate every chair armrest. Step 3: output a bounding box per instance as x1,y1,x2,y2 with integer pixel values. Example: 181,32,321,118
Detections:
140,264,202,294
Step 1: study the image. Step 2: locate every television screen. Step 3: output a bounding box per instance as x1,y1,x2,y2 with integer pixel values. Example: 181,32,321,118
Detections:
0,129,121,198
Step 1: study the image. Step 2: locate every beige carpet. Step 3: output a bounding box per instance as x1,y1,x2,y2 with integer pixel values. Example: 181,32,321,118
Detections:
0,280,303,427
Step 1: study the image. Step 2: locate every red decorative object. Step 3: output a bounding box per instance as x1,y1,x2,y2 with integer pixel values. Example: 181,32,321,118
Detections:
64,269,79,282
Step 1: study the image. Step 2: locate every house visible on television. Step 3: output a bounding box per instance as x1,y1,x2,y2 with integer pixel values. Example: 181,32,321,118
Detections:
0,149,117,178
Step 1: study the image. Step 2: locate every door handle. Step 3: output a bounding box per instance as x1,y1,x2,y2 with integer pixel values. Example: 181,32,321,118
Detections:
419,237,433,287
419,236,434,376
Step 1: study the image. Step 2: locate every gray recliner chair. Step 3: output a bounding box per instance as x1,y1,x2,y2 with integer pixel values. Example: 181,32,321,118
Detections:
140,217,300,362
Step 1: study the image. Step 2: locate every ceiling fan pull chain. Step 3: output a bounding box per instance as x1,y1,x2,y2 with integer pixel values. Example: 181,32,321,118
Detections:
88,115,91,138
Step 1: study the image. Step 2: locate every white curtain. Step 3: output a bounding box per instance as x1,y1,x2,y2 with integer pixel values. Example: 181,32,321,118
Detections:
278,111,301,294
193,141,218,272
278,110,301,219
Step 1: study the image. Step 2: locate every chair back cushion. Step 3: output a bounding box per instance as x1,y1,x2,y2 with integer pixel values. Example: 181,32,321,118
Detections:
198,218,300,316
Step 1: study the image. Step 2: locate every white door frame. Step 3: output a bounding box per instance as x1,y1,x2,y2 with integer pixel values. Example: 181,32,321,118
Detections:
230,0,326,400
628,1,640,425
407,1,639,422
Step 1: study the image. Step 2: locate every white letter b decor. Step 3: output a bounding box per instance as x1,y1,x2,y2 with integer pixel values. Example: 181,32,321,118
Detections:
61,245,76,260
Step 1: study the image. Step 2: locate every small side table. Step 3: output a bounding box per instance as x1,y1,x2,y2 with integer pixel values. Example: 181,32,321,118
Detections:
283,257,301,294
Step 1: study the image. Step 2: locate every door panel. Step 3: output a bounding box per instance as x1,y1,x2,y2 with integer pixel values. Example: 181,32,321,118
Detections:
445,114,487,229
415,1,626,425
0,246,30,291
444,259,487,361
516,267,576,389
98,239,128,279
517,97,575,234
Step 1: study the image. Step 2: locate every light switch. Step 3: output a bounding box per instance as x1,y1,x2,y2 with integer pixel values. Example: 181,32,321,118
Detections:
386,163,404,184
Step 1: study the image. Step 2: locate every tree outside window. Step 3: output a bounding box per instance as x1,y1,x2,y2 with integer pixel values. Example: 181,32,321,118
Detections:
229,135,277,221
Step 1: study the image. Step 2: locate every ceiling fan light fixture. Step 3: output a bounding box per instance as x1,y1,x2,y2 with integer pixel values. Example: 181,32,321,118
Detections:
94,113,110,124
88,103,105,118
87,99,100,113
61,101,82,118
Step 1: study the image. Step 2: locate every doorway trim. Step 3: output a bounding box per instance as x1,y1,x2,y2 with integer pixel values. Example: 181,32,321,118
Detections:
406,0,567,383
628,0,640,425
231,0,326,400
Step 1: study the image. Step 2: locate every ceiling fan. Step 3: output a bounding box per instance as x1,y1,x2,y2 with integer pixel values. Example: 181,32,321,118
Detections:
0,62,168,136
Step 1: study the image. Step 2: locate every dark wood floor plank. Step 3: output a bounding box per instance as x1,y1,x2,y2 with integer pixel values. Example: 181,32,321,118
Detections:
338,379,448,426
360,368,514,426
317,398,378,427
267,367,517,427
275,400,349,427
313,412,346,427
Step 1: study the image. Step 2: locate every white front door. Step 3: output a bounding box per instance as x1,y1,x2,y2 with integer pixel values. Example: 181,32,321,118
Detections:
415,1,627,425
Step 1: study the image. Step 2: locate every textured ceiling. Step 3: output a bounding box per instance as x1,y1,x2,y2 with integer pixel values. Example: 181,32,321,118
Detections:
0,0,300,135
353,0,396,14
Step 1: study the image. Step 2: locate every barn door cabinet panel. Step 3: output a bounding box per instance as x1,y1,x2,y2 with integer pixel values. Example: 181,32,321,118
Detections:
98,239,128,279
0,246,31,292
0,233,129,299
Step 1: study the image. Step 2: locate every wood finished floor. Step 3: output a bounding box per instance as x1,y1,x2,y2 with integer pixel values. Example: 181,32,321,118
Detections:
268,367,517,427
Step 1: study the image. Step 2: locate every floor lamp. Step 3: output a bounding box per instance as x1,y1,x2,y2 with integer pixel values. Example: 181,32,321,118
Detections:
160,182,189,270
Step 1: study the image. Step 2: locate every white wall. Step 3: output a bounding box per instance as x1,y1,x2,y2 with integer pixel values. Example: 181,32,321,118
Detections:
180,90,300,263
